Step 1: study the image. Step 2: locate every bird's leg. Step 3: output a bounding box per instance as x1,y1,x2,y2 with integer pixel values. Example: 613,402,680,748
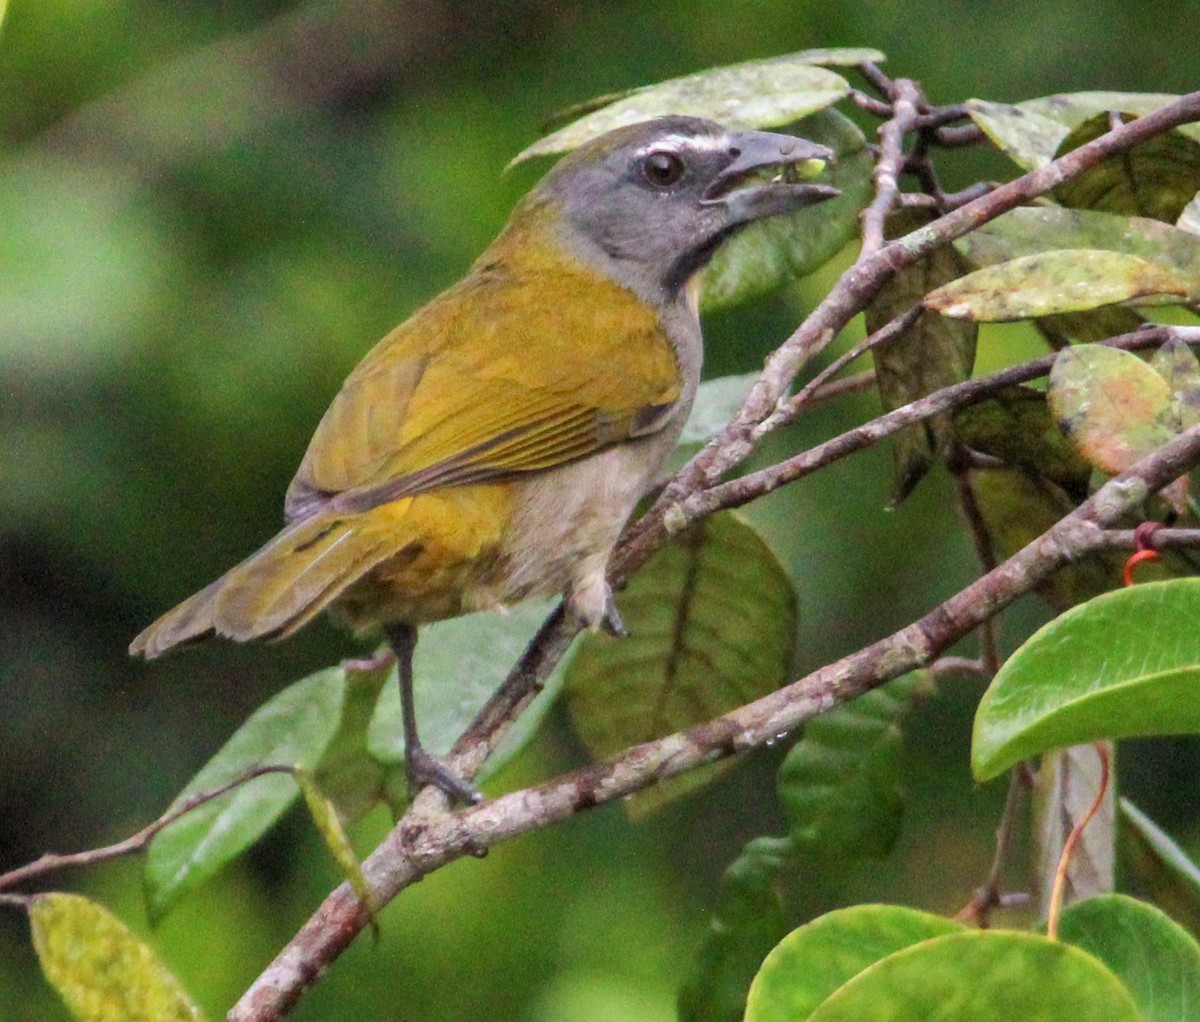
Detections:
384,622,482,805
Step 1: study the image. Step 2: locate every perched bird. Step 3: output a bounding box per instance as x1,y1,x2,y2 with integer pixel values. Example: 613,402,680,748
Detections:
131,115,837,801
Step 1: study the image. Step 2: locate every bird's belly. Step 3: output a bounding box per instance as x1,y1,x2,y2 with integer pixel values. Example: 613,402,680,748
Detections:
472,434,672,621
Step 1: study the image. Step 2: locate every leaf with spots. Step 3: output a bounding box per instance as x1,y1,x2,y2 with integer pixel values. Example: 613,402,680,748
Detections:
967,92,1199,171
866,206,978,501
1151,334,1200,429
564,511,796,817
954,205,1200,282
925,249,1193,323
1052,112,1200,223
1047,343,1190,513
31,893,206,1022
511,50,882,163
953,386,1092,499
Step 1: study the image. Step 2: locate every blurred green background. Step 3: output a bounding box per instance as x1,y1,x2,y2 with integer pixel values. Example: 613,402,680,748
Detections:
3,2,1199,1019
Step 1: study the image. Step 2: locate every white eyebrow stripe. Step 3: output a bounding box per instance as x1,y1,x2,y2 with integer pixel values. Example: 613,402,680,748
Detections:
637,133,728,156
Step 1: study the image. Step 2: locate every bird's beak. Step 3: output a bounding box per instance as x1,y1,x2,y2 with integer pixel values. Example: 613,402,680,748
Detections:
702,130,839,223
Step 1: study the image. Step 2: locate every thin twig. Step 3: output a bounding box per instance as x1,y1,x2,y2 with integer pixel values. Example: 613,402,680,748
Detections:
956,764,1031,926
950,451,1002,674
785,306,920,418
862,79,923,253
649,326,1200,539
0,765,296,894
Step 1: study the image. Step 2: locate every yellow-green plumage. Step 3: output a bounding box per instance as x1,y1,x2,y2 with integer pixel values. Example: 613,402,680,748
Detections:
130,200,682,659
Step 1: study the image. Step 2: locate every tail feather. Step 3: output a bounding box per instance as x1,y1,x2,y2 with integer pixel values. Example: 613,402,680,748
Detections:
130,503,413,659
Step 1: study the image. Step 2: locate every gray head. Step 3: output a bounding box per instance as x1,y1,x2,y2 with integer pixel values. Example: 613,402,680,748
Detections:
532,115,838,301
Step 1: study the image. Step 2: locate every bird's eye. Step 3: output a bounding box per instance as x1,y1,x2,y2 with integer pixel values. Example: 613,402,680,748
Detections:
641,150,685,188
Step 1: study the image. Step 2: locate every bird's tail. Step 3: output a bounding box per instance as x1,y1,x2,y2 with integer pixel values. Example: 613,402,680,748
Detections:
129,502,415,659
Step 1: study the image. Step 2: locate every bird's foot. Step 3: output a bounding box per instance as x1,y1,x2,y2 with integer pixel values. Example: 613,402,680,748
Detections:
406,745,483,805
600,597,628,638
342,645,396,673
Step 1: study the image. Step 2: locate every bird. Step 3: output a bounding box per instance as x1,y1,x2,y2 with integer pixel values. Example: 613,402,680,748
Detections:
130,115,837,802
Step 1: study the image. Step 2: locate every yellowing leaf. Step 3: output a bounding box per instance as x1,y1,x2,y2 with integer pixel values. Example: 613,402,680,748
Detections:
296,768,376,933
30,894,206,1022
927,249,1192,322
1048,344,1178,475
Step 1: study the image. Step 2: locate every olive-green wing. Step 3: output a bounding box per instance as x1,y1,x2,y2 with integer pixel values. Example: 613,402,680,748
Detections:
285,262,682,519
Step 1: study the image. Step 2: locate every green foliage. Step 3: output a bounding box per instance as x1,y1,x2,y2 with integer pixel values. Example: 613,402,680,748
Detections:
926,249,1193,321
867,206,978,499
973,579,1200,779
9,21,1200,1022
511,49,881,163
700,107,874,311
777,673,922,859
780,929,1140,1022
144,665,354,921
367,600,565,790
745,905,962,1022
565,511,796,814
1119,799,1200,931
1057,894,1200,1022
31,894,205,1022
678,837,793,1022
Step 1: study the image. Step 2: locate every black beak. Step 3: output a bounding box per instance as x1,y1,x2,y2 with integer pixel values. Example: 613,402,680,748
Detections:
702,130,839,223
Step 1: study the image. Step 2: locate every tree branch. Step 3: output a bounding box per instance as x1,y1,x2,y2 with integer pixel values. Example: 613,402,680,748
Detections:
227,415,1200,1019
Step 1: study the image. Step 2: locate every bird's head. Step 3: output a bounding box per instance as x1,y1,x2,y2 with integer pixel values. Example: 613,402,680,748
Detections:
525,115,839,302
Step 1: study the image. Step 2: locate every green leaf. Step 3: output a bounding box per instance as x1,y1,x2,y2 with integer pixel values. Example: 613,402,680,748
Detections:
145,666,347,920
968,92,1200,171
966,468,1120,612
295,768,376,934
1119,798,1200,933
926,249,1192,322
966,99,1071,171
30,893,206,1022
1151,335,1200,430
803,930,1141,1022
955,205,1200,283
1058,894,1200,1022
866,207,978,500
972,578,1200,780
1048,344,1179,475
953,387,1093,498
678,373,759,447
1179,191,1200,235
368,600,564,790
1025,91,1200,139
745,904,962,1022
1053,113,1200,223
565,511,796,815
700,108,873,312
777,673,921,859
510,51,880,163
678,837,794,1022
